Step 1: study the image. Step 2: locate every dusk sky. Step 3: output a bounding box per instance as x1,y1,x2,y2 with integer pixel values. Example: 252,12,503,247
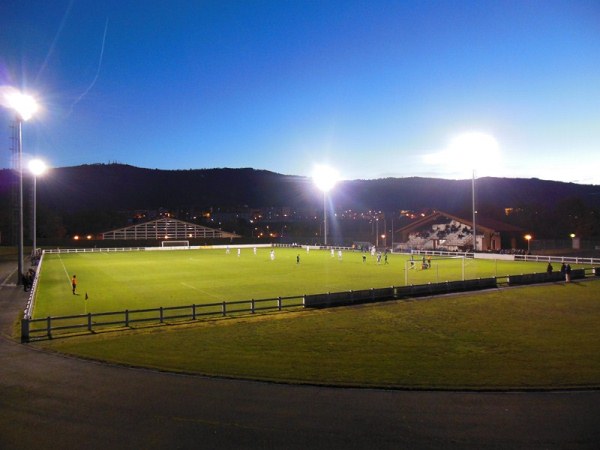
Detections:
1,1,599,184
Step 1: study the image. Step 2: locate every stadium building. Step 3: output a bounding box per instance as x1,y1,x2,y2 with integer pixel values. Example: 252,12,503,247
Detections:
101,218,240,241
395,210,524,252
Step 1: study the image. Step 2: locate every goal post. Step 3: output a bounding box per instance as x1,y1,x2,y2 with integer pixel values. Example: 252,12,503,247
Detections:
161,240,190,248
404,254,466,285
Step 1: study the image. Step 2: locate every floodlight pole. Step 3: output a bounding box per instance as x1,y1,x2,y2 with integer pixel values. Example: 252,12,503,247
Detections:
16,118,25,285
29,159,46,255
472,170,477,252
5,91,38,285
323,191,328,246
32,170,38,253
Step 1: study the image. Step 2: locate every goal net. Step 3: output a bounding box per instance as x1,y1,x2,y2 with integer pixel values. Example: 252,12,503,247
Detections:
404,254,467,285
161,240,190,248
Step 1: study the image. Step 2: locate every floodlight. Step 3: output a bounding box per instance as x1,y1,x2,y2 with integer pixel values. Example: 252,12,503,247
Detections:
449,131,500,163
312,164,340,246
28,159,47,176
449,131,499,252
6,91,38,121
312,165,339,193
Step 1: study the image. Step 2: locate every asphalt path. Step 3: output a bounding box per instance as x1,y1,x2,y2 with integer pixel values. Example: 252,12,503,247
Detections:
1,260,599,449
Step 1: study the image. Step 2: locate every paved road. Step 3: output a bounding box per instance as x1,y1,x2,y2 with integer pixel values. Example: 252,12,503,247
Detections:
1,260,599,449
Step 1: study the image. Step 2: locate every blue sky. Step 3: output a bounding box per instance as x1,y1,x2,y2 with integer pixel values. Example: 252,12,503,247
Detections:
1,0,599,184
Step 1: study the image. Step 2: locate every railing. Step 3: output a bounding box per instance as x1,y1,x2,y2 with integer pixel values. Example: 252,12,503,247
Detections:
23,253,44,319
22,295,305,342
22,267,599,342
515,254,600,266
22,247,599,342
42,244,274,255
44,247,147,254
400,249,473,258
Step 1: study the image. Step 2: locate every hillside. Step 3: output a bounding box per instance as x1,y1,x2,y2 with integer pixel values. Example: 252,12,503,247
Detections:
2,163,599,214
1,164,600,242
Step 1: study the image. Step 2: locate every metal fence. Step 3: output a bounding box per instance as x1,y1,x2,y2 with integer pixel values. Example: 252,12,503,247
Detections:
22,295,305,342
21,247,599,342
22,267,599,342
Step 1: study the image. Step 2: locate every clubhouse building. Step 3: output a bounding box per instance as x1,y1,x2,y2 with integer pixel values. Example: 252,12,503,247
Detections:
395,210,524,252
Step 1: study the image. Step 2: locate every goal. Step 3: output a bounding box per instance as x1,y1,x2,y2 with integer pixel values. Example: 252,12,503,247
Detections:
161,240,190,248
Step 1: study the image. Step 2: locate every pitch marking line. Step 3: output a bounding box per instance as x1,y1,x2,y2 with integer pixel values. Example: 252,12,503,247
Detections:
57,254,72,288
180,282,221,299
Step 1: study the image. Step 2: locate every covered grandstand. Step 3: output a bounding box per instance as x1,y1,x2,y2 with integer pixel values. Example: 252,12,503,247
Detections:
101,218,240,240
395,211,523,252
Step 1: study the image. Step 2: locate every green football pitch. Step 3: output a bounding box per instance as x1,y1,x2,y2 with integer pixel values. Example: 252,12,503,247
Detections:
33,247,581,318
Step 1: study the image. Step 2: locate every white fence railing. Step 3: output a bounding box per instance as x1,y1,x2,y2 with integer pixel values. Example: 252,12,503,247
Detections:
22,267,599,342
515,254,600,266
43,247,147,254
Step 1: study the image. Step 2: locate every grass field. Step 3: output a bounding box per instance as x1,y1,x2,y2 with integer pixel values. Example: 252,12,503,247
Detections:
36,280,600,389
32,247,585,318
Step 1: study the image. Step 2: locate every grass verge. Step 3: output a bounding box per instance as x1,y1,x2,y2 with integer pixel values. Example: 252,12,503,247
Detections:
35,280,600,390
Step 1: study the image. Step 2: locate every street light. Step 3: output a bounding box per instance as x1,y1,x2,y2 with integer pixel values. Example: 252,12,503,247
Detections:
28,159,47,254
313,165,339,246
3,89,39,285
524,234,532,254
570,233,579,250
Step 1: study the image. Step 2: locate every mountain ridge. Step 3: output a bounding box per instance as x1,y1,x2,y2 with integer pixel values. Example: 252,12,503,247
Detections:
2,163,599,214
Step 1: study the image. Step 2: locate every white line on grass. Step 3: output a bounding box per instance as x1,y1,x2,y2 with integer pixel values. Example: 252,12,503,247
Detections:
57,254,72,287
180,282,221,299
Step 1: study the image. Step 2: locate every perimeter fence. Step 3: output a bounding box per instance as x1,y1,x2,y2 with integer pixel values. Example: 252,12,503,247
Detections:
21,266,598,342
22,295,305,342
21,246,600,342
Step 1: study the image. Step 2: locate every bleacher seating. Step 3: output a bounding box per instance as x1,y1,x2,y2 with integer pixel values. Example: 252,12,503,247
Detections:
406,219,474,251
